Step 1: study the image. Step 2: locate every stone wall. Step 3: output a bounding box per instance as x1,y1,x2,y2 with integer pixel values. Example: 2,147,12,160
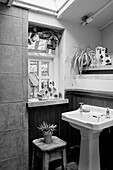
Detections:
0,3,28,170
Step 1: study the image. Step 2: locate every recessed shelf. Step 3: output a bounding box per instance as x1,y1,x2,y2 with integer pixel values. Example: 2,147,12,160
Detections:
28,50,55,59
85,65,113,70
82,65,113,74
27,98,69,107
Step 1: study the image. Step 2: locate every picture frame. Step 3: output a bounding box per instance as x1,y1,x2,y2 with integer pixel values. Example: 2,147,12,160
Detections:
36,39,48,53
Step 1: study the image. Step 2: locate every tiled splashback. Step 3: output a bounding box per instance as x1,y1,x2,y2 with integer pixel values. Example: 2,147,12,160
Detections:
77,74,113,80
73,74,113,92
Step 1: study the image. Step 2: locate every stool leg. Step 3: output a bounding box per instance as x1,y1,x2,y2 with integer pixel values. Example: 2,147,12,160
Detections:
31,147,35,170
42,153,49,170
62,148,67,170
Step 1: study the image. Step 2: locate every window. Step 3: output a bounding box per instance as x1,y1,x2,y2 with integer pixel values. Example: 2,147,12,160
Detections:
28,25,62,99
28,57,53,93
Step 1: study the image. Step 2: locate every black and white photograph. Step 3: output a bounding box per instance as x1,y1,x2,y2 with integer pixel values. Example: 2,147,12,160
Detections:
0,0,113,170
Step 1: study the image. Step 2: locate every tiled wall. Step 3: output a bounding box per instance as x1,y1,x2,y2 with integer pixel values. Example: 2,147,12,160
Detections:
71,74,113,92
0,3,28,170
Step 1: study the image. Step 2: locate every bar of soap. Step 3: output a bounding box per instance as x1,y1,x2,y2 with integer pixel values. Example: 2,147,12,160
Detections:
82,106,90,112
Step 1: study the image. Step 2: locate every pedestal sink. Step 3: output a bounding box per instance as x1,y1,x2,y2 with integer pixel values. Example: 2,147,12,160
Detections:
62,105,113,170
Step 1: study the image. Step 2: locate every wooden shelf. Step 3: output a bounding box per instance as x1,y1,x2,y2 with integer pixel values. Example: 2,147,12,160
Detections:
27,98,69,107
28,50,55,59
82,65,113,74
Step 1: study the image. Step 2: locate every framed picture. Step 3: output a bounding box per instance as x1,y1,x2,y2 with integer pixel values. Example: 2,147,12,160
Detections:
37,39,48,53
28,33,40,50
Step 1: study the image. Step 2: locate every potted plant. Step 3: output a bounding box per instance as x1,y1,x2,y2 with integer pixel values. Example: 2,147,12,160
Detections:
71,46,95,75
37,121,57,143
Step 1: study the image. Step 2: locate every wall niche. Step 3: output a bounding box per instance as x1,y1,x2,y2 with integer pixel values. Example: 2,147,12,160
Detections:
28,24,62,55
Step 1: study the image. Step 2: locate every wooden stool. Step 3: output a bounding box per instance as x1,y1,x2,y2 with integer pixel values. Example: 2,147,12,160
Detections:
32,136,67,170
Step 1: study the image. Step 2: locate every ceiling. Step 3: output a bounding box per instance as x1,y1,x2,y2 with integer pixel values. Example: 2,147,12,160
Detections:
58,0,113,30
1,0,113,30
0,0,14,6
0,0,8,3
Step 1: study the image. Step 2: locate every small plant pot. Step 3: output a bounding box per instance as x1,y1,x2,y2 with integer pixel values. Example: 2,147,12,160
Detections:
43,131,53,144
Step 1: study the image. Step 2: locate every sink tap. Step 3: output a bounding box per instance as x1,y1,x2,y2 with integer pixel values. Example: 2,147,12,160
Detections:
101,107,111,118
79,102,84,112
106,107,110,118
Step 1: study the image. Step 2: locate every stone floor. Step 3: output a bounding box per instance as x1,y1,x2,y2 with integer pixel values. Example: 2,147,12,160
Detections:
55,161,108,170
55,161,78,170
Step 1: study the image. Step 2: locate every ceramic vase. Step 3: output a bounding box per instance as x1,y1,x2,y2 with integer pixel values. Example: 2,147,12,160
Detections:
43,131,53,144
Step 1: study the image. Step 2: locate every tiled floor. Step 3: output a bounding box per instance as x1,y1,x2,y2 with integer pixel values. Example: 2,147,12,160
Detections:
55,161,78,170
67,162,78,170
55,161,108,170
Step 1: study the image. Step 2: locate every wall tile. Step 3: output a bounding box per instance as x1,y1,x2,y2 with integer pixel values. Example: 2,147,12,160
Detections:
0,156,23,170
23,103,28,129
23,128,28,154
0,75,23,103
23,76,28,102
0,130,24,160
22,9,28,20
0,4,29,168
0,15,22,45
0,103,23,132
22,47,28,76
23,154,29,170
0,3,22,18
0,45,22,74
22,19,28,47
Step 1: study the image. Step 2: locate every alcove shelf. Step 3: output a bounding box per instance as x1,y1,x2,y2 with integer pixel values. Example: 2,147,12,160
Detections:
82,65,113,74
28,50,55,59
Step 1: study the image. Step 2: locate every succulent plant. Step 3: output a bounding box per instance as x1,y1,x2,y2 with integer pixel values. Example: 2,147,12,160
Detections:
37,121,57,133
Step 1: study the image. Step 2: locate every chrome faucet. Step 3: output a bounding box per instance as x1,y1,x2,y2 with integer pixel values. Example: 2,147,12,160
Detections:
79,102,84,112
106,107,110,118
101,107,110,118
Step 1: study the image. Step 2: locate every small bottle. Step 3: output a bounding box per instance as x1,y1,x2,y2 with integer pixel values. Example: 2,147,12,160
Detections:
79,102,84,112
106,107,110,118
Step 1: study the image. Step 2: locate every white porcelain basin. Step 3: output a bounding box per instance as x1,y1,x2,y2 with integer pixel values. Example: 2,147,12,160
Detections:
62,105,113,170
62,104,113,131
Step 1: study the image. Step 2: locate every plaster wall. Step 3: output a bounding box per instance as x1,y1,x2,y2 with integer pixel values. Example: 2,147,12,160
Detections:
23,0,56,10
29,11,64,29
32,12,113,93
101,23,113,63
29,12,104,94
60,20,102,90
72,23,113,92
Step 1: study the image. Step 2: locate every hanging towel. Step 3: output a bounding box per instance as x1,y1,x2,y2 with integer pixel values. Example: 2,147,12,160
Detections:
29,73,39,87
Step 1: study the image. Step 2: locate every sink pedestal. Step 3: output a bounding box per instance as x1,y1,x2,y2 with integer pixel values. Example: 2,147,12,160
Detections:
62,105,113,170
71,124,101,170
